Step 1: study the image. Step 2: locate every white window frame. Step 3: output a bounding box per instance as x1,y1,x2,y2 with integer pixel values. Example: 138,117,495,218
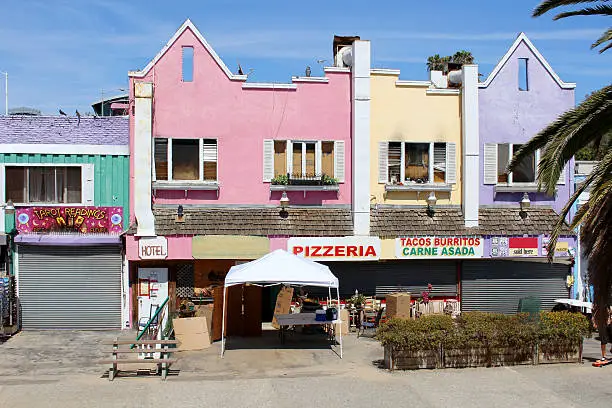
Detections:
392,141,446,184
153,137,218,183
496,143,540,186
287,140,321,177
0,163,90,206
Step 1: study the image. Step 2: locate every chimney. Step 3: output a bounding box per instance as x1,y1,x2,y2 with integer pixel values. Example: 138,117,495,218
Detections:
429,71,447,88
461,65,480,227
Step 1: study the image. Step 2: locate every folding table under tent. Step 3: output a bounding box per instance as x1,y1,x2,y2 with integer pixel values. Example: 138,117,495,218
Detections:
220,249,343,358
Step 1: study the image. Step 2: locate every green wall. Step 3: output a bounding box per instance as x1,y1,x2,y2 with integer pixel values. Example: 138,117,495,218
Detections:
1,153,130,229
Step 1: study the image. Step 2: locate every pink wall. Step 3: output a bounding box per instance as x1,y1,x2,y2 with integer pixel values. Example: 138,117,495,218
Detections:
129,28,352,220
126,235,193,261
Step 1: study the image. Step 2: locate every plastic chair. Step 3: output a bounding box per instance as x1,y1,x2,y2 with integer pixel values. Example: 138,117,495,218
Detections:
357,308,385,338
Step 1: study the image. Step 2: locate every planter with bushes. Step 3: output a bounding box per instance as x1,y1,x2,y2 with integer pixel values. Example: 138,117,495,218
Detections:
376,312,589,370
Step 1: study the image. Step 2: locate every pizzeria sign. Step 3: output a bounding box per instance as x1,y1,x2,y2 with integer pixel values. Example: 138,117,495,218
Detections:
395,236,484,259
288,237,381,261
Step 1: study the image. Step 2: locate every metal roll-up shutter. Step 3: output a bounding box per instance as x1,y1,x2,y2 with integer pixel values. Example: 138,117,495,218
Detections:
17,245,122,329
461,260,569,314
316,261,457,298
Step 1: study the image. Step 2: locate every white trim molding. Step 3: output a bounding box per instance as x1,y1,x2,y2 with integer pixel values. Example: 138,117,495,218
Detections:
128,19,248,82
370,68,400,76
324,67,350,73
426,89,460,95
291,76,329,83
395,80,431,88
242,82,297,90
478,32,576,89
1,144,129,156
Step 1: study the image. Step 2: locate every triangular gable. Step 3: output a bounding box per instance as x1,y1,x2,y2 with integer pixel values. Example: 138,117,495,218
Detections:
128,19,247,81
479,32,575,89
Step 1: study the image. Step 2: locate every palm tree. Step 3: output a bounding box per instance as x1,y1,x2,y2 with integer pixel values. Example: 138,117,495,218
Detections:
533,1,612,53
509,1,612,328
451,50,475,65
426,54,450,72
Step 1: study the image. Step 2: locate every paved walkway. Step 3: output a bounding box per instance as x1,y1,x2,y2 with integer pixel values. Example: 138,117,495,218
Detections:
0,330,609,408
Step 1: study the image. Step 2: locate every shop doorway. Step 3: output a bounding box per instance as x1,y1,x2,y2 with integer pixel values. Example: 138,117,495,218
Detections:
261,285,280,322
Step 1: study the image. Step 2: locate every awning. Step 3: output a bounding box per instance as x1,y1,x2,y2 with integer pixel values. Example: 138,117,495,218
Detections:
15,234,121,246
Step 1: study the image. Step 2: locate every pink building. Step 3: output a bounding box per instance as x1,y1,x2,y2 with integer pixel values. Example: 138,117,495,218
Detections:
124,21,369,330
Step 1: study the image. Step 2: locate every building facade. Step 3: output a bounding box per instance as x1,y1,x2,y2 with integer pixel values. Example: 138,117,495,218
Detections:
0,115,129,329
124,21,368,332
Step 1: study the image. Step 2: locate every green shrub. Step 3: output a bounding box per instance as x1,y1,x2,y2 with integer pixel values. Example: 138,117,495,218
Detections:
322,174,338,185
538,311,590,353
376,315,453,351
377,311,586,354
271,174,289,185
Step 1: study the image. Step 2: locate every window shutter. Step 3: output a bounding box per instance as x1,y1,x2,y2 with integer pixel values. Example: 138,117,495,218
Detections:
263,139,274,182
445,142,457,184
286,140,293,176
334,140,345,183
82,164,95,205
484,143,498,185
202,140,217,162
378,142,389,184
557,164,566,185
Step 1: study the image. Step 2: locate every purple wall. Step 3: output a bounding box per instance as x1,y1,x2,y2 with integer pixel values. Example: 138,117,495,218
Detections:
0,116,128,145
479,40,575,214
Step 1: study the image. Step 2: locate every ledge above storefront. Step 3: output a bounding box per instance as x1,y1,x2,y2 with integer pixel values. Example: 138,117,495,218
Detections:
152,181,220,197
494,184,556,195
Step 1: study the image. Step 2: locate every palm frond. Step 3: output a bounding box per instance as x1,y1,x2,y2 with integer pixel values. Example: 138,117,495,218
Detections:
553,4,612,19
591,27,612,49
533,0,604,17
596,41,612,53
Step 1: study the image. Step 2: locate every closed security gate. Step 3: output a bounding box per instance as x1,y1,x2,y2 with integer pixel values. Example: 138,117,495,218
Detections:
321,260,457,298
17,245,122,329
461,260,569,314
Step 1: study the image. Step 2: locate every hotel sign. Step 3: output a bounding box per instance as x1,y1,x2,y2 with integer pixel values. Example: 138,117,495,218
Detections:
139,236,168,260
395,236,484,259
288,237,381,261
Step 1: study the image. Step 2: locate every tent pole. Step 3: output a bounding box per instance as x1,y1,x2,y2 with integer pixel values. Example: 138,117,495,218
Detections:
220,285,228,358
337,286,342,359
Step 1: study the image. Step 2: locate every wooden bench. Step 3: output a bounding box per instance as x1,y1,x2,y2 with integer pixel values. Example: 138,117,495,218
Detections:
100,339,180,381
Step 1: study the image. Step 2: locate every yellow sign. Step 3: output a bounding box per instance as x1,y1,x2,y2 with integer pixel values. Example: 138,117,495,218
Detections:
192,235,270,259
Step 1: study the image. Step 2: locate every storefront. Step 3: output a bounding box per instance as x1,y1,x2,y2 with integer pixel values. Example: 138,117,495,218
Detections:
13,206,124,329
460,235,575,314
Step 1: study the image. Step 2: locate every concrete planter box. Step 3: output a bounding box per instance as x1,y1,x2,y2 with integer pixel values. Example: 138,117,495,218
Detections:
443,347,533,368
384,346,441,370
537,342,582,364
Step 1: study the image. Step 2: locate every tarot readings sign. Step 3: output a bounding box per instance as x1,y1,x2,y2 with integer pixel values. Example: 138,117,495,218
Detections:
16,207,123,234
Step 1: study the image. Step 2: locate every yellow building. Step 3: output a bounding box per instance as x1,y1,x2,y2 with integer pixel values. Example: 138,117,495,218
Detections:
370,69,463,206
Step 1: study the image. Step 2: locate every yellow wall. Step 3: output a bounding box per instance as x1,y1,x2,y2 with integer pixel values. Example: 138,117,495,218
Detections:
370,73,463,205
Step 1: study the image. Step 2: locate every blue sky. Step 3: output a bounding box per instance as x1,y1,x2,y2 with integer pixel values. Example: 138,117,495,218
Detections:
0,0,610,114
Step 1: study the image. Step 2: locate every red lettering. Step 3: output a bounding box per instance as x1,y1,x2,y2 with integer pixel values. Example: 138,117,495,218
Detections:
335,246,345,257
323,246,333,256
475,238,481,246
311,246,322,256
364,246,376,257
293,246,303,255
347,246,358,257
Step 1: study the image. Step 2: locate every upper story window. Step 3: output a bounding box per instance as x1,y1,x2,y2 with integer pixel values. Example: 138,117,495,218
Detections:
182,46,194,82
154,138,217,182
518,58,528,91
5,166,82,204
263,140,345,183
484,142,565,188
378,141,456,185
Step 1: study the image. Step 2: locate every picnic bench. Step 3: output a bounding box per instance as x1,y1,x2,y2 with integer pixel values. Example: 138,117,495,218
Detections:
100,339,180,381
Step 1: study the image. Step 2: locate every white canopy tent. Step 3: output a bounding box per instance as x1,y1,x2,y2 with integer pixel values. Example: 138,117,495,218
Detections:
220,249,342,358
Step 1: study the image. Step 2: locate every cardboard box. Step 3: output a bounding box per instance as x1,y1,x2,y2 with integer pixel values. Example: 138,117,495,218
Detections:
338,308,349,335
173,317,211,351
272,286,294,329
194,305,214,342
386,292,411,319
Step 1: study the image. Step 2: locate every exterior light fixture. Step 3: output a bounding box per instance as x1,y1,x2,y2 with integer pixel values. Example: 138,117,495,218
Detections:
4,200,15,214
426,192,437,218
176,204,185,223
280,192,290,208
519,192,530,219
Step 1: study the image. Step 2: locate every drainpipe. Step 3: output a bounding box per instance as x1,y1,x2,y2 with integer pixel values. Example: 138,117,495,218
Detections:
460,65,479,227
351,40,371,236
133,82,156,237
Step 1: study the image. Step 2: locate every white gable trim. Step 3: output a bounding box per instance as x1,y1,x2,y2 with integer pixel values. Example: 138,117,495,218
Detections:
128,19,248,82
479,32,576,89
